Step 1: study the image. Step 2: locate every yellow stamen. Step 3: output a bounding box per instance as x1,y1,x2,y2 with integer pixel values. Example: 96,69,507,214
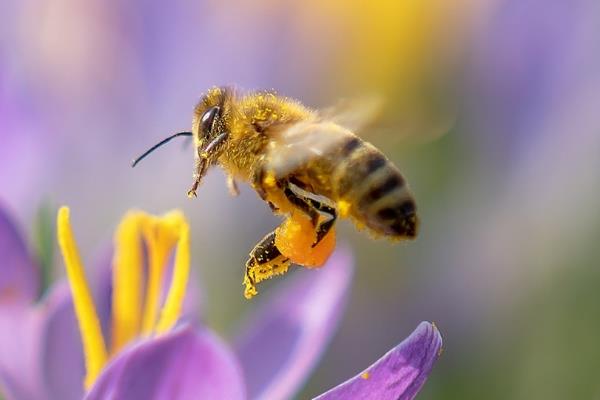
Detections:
140,212,182,334
139,217,164,334
57,207,107,389
58,207,193,390
110,212,144,354
155,219,190,333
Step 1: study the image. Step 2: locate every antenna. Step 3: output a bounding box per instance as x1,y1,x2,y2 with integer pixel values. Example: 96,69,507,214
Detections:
131,132,193,167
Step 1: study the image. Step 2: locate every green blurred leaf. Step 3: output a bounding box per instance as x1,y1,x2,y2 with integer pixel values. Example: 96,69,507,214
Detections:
32,201,56,297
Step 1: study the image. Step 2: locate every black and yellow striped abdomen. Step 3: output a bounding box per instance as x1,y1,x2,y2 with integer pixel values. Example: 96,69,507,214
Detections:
329,135,418,239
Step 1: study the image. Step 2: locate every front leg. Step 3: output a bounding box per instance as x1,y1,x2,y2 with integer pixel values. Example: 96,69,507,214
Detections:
251,166,280,212
227,175,240,197
251,166,269,201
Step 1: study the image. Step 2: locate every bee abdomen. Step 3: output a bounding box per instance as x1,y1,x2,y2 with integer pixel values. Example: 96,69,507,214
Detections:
333,139,418,239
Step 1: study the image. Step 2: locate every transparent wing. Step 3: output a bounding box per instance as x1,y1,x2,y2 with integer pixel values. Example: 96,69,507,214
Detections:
265,96,453,178
263,95,384,178
266,121,352,178
320,94,453,146
318,95,384,133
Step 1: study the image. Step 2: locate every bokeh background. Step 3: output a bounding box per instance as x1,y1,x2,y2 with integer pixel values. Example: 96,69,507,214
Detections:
2,0,600,398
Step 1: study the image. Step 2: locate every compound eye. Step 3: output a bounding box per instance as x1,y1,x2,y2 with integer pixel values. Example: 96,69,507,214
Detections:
201,106,220,134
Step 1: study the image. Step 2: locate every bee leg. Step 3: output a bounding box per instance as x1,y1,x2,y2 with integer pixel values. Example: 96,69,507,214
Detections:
312,202,337,247
244,231,290,299
283,185,320,227
285,180,337,246
251,167,282,212
251,167,272,202
251,167,267,199
227,175,240,197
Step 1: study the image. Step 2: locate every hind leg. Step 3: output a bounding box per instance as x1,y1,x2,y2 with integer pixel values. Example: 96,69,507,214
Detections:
275,181,337,267
243,231,291,299
285,178,338,247
243,176,338,298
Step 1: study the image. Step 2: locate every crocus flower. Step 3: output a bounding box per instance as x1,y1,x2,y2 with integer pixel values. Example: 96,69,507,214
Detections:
56,206,193,389
0,203,97,400
88,321,442,400
1,204,442,399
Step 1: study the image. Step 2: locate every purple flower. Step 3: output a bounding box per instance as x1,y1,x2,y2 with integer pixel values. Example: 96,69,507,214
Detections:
0,207,75,399
87,322,442,400
0,204,40,305
0,204,442,399
315,322,442,400
0,204,111,400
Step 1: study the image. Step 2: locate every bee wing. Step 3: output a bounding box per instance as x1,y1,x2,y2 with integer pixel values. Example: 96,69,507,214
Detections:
265,96,384,177
266,121,351,178
318,95,384,133
265,95,452,178
321,95,453,145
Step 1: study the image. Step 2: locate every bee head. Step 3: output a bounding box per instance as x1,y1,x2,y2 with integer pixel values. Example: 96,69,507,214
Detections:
187,86,234,198
130,86,234,199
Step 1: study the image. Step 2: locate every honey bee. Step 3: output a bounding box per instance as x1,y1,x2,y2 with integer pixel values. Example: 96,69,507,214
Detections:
132,87,418,298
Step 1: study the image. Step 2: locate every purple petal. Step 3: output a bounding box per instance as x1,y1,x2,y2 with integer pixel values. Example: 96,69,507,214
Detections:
0,280,103,400
39,249,133,400
39,283,86,400
234,247,354,400
0,367,37,400
314,322,443,400
89,247,116,342
0,204,40,305
0,304,44,400
86,325,246,400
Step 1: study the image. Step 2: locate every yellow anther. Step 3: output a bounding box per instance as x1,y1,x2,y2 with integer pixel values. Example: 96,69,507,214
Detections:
57,207,107,389
142,211,184,334
155,219,190,333
111,211,144,353
58,207,193,389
